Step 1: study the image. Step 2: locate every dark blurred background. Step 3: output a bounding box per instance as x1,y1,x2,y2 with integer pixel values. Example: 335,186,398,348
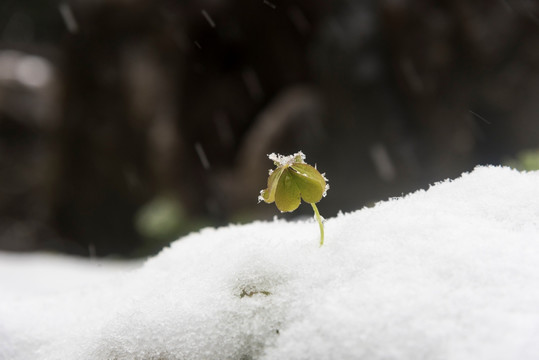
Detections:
0,0,538,257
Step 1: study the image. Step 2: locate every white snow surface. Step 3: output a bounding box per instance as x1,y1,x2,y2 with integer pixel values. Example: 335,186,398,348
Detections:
1,166,539,360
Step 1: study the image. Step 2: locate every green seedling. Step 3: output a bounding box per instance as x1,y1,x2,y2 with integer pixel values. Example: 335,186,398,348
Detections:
258,151,329,246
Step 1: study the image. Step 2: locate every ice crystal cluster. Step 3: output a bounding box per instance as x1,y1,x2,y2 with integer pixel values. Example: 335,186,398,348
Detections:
1,166,539,360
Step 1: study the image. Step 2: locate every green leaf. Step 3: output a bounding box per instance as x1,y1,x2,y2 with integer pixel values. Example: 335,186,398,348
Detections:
274,169,301,212
289,171,324,204
261,167,285,203
290,164,326,204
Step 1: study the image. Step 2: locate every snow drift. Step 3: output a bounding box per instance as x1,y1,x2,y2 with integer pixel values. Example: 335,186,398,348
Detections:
1,166,538,360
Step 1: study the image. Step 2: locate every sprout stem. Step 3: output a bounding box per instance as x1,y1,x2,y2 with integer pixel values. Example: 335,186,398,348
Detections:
311,203,324,246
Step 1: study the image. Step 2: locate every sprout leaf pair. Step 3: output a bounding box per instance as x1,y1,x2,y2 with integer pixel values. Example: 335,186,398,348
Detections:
258,151,329,246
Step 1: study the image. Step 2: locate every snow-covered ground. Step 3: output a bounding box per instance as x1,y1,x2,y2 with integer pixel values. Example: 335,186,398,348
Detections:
1,166,538,360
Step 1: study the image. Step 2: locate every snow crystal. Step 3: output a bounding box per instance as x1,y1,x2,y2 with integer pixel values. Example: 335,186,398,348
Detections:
268,151,305,167
323,183,330,197
1,166,539,360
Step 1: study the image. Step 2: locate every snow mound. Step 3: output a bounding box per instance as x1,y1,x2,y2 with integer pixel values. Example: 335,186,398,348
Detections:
1,166,539,360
